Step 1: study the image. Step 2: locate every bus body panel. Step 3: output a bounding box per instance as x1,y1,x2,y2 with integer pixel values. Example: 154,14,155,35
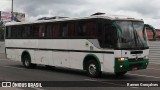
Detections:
37,39,68,50
5,39,149,73
6,48,17,60
52,51,70,67
35,50,52,65
103,53,114,73
5,39,106,70
5,39,38,48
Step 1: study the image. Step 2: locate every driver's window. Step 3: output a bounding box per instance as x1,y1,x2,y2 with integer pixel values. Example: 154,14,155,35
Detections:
104,24,116,48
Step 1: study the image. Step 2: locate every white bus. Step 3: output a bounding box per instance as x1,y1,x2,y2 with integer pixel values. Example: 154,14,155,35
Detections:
5,15,149,77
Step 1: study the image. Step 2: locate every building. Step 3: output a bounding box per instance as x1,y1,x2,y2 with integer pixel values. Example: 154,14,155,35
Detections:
0,11,25,23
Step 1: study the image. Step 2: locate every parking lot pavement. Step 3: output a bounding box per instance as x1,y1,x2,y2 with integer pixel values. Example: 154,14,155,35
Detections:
0,41,4,53
0,53,5,59
0,41,5,59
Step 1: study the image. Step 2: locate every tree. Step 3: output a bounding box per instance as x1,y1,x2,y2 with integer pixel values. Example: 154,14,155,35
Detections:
0,22,4,41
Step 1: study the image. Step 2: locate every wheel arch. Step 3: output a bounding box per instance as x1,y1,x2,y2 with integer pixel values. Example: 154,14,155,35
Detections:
21,50,31,62
83,54,101,71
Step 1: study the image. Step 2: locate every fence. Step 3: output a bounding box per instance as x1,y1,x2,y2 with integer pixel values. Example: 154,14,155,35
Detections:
149,41,160,63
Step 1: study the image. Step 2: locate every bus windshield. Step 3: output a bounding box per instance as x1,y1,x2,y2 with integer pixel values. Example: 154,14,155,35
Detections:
114,21,149,50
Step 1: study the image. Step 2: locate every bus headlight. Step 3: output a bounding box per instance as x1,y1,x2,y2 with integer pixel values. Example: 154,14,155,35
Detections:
120,65,123,68
144,55,149,59
118,57,128,62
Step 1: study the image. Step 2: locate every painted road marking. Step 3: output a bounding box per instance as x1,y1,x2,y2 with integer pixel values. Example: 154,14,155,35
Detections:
147,68,160,71
149,62,160,64
127,73,160,79
84,79,140,89
0,65,24,70
84,79,126,87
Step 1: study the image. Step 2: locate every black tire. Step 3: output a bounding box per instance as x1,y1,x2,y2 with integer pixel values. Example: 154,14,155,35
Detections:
45,65,55,69
115,71,127,76
22,54,36,68
86,60,101,78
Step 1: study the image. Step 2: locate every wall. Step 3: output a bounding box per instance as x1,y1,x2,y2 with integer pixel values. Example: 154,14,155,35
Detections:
149,41,160,63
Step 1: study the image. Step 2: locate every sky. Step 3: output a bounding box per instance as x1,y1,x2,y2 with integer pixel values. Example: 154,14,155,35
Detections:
0,0,160,28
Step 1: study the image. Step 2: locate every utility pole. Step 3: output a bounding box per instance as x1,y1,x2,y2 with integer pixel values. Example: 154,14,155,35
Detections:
11,0,13,21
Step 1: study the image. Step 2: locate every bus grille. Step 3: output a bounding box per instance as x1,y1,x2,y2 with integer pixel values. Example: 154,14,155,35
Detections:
128,58,144,62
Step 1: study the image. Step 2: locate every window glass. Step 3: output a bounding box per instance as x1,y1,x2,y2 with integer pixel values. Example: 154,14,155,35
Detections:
68,23,76,37
104,23,117,48
24,25,32,38
11,26,18,38
86,22,96,36
97,23,104,47
6,27,11,38
61,23,68,37
33,24,39,38
77,21,96,37
53,24,60,38
77,22,86,36
17,26,23,38
46,24,53,38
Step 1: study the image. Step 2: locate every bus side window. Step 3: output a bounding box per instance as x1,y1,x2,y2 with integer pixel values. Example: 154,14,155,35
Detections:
33,24,39,38
11,26,17,38
54,24,60,38
46,24,53,38
24,25,31,38
61,23,68,38
51,24,55,38
86,21,96,37
22,25,27,38
104,24,117,48
77,22,86,37
97,23,104,47
17,26,23,38
6,26,11,38
68,23,76,37
39,24,47,38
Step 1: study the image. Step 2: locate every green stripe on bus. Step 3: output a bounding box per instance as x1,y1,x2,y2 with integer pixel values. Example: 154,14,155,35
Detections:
114,58,149,73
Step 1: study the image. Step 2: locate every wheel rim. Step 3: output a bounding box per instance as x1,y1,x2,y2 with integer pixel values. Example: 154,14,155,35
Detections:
24,57,29,67
89,64,96,75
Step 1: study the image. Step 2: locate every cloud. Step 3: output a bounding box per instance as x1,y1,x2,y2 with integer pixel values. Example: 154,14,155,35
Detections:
12,0,160,19
13,0,89,18
0,1,11,11
0,0,160,28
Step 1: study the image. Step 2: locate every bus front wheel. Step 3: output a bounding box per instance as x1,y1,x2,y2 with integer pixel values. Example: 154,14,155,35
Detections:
86,60,101,78
22,54,36,68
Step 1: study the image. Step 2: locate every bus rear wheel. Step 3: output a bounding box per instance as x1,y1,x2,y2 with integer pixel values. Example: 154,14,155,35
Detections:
22,54,36,68
86,60,101,78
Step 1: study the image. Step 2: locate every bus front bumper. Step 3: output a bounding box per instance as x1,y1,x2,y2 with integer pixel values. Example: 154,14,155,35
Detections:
114,58,149,73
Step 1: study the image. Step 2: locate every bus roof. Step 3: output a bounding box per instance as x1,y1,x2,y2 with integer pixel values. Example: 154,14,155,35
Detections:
5,15,143,26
